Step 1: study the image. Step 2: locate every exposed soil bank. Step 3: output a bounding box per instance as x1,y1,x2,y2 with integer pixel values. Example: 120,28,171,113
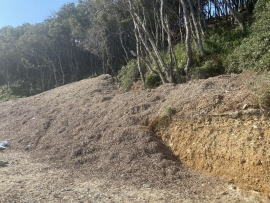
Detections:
156,110,270,196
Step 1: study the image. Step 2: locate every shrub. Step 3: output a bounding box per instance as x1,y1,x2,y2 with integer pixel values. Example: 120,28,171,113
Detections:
145,74,161,88
117,60,140,92
192,59,224,79
9,80,30,97
227,0,270,73
166,106,177,116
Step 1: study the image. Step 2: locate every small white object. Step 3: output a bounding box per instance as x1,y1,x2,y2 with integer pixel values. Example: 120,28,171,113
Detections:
242,104,248,109
143,184,151,188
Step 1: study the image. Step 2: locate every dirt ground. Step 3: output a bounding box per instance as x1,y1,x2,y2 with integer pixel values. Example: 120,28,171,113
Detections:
0,74,269,202
1,150,261,203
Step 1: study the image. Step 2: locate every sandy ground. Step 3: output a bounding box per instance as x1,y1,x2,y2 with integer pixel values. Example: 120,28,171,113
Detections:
1,149,264,203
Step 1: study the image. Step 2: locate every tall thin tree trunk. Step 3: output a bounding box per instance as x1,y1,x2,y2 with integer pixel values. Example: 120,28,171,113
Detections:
160,0,174,82
127,0,169,82
198,0,207,33
188,0,204,57
224,0,245,31
134,29,145,86
178,1,184,44
180,0,192,76
119,29,129,63
135,23,167,83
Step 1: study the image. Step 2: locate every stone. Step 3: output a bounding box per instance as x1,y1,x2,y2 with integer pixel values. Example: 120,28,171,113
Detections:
143,184,151,188
242,104,248,109
255,159,262,165
240,159,246,164
0,160,8,166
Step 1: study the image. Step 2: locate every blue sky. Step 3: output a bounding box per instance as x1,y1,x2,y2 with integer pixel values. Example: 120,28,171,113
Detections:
0,0,77,28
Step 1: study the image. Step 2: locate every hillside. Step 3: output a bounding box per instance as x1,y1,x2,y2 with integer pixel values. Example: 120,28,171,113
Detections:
0,74,269,202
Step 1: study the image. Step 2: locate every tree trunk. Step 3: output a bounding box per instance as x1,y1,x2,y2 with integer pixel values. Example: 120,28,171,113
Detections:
119,29,129,63
126,0,168,83
134,29,145,86
188,0,204,57
180,0,192,76
198,0,207,33
160,0,174,82
135,23,168,83
178,2,184,44
224,0,245,31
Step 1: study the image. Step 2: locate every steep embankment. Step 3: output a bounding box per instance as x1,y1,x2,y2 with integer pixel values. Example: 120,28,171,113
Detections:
154,75,270,196
0,74,269,201
157,109,270,195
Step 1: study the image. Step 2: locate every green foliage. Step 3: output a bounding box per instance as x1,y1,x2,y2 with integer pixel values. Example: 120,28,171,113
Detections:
163,44,187,69
117,60,140,92
0,87,10,102
9,81,30,97
0,80,43,103
192,59,224,79
174,44,187,70
0,85,21,103
145,74,161,88
202,26,246,75
158,44,187,83
227,0,270,73
204,27,246,55
166,106,177,116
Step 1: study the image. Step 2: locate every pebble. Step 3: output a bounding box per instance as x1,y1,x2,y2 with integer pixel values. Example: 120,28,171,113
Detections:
0,160,8,166
143,184,151,188
94,194,101,199
242,103,248,109
220,191,228,195
80,195,85,199
249,196,257,201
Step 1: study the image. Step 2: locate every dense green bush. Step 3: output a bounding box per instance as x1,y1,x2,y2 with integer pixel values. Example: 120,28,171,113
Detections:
145,74,161,88
227,0,270,73
117,60,140,92
0,80,43,103
204,27,245,55
174,44,188,70
202,26,246,75
192,59,224,79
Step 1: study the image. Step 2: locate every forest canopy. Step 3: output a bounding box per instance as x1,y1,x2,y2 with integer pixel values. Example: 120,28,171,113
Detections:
0,0,269,100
